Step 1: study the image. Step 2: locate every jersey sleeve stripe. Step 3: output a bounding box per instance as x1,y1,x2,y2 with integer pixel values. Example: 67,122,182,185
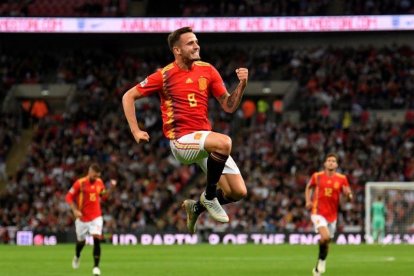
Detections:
194,61,211,67
312,174,320,214
160,65,176,140
78,179,84,212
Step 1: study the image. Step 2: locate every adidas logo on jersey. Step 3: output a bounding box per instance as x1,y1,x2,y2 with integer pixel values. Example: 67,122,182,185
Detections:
186,78,193,84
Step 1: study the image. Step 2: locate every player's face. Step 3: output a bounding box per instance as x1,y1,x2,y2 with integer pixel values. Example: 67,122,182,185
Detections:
176,32,200,62
88,168,101,183
324,156,338,171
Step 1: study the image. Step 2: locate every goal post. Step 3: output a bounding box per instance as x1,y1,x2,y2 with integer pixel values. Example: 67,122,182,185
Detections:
365,182,414,243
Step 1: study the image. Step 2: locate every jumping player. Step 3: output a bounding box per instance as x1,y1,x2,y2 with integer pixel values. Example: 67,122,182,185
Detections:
122,26,248,233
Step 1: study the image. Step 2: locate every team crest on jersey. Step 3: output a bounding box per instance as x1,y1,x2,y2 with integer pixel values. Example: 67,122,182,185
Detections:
194,133,202,140
140,78,148,87
334,181,340,189
198,77,207,91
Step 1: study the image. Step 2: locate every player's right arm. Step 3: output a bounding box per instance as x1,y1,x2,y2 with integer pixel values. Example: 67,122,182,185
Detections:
122,86,150,144
122,71,163,144
65,181,82,219
305,174,316,210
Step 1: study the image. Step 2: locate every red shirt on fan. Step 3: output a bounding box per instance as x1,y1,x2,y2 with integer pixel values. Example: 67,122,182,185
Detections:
136,61,227,140
65,176,106,222
308,171,350,222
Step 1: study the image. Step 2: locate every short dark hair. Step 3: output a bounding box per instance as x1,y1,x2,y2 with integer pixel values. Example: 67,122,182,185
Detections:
325,153,339,162
167,26,193,52
89,163,102,173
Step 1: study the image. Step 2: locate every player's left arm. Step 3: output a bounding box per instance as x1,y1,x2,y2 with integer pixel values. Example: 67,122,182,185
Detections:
342,178,353,202
217,68,248,113
100,179,117,200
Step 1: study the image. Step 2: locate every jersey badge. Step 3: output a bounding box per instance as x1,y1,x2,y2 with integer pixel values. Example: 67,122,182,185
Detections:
198,77,207,91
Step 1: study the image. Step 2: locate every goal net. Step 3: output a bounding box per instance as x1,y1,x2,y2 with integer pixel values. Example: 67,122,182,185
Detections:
365,182,414,243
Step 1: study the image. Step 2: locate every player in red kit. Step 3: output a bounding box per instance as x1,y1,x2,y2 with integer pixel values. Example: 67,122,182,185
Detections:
305,153,353,276
65,163,116,276
122,26,248,233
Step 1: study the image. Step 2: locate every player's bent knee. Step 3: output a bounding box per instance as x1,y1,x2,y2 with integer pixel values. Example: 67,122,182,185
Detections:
229,186,247,201
217,135,232,155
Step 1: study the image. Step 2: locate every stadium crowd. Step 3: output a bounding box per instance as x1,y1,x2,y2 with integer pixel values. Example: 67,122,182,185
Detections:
0,113,18,182
0,0,128,17
284,45,414,116
0,0,332,17
146,0,330,17
344,0,414,15
1,42,414,242
1,0,412,17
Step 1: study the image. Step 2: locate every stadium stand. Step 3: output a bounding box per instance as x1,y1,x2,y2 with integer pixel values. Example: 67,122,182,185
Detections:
0,0,128,17
1,40,414,240
0,0,413,18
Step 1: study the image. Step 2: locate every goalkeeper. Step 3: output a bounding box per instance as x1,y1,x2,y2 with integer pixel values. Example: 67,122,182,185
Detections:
371,195,386,243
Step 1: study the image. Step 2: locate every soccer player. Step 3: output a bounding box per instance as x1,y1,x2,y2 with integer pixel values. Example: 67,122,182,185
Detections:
65,163,117,276
305,153,353,276
122,26,248,233
371,195,386,243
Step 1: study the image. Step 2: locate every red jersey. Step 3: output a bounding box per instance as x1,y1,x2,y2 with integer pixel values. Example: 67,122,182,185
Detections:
136,61,227,139
308,171,350,222
65,176,106,222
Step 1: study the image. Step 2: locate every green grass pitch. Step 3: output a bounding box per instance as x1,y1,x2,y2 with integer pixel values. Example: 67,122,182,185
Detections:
0,244,412,275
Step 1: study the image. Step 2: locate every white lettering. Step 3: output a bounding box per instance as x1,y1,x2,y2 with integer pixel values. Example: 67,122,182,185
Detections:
261,234,275,244
336,234,347,245
403,234,414,244
185,234,198,245
222,234,236,244
289,234,299,244
347,234,361,245
152,234,163,245
164,234,175,245
274,234,285,244
140,234,152,245
208,234,220,245
44,235,57,245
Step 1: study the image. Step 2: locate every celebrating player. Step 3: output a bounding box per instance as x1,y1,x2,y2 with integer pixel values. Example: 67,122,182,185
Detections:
305,153,353,276
65,163,117,276
122,26,248,233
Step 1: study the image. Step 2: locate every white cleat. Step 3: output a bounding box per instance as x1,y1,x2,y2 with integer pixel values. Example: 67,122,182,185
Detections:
72,256,80,269
200,192,229,223
182,199,200,234
317,259,326,273
312,268,321,276
92,266,101,276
